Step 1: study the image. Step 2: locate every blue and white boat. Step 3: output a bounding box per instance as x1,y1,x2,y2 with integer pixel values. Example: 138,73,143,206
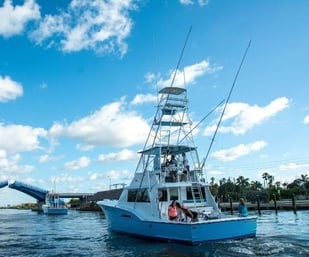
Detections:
98,83,256,243
42,193,68,215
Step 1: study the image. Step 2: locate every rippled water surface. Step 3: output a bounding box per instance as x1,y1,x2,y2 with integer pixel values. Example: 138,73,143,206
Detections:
0,209,308,256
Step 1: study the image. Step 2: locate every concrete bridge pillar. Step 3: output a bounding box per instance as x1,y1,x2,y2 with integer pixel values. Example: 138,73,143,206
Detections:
79,196,89,208
34,200,45,212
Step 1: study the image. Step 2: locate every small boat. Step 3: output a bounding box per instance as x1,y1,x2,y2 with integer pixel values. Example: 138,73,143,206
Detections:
42,193,68,215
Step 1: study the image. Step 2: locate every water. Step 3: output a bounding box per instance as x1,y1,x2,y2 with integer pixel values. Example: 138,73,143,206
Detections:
0,209,308,257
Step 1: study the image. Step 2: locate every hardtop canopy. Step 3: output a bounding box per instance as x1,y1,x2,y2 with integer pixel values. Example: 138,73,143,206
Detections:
159,87,186,95
138,145,196,156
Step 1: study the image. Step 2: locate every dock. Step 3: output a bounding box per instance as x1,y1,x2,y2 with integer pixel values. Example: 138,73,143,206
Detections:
219,199,309,212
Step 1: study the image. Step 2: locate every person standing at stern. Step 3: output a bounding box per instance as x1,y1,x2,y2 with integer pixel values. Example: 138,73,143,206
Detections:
238,198,248,217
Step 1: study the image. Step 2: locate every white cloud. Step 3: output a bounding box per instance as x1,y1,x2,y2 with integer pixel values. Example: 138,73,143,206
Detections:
39,154,58,163
97,149,137,162
211,141,267,162
39,154,50,163
89,172,103,181
49,98,150,149
29,0,138,55
50,173,84,184
131,93,157,105
0,76,23,102
90,169,132,190
108,169,133,181
0,0,40,38
144,72,157,83
0,123,47,153
204,97,290,136
198,0,209,6
278,162,309,171
40,82,48,89
179,0,209,6
154,60,222,88
63,156,90,170
0,150,34,174
180,0,194,5
304,115,309,124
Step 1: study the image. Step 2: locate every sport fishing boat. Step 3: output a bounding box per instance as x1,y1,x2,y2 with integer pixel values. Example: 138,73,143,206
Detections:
42,192,68,215
97,79,257,243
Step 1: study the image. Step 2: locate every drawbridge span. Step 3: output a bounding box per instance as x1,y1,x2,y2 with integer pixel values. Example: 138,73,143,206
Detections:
9,181,49,201
0,180,8,189
1,181,94,202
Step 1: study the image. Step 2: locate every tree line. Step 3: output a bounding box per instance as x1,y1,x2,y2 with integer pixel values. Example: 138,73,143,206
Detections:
208,173,309,203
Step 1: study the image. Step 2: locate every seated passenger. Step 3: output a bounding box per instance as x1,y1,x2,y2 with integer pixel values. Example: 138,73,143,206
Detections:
168,200,178,221
176,202,198,222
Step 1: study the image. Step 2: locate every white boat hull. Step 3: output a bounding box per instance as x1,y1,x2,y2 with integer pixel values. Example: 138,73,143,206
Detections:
98,202,256,244
42,205,68,215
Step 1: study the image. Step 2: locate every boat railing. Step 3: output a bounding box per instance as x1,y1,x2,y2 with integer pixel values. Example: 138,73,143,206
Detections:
157,165,202,183
160,202,216,222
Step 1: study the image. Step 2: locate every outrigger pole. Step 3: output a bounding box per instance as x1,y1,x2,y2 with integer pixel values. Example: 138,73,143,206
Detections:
170,25,192,88
178,98,225,145
201,40,252,170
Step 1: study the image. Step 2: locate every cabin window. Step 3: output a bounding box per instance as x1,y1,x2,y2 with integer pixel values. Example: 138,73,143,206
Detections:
127,189,150,202
158,189,168,201
201,187,206,199
169,187,178,201
186,187,193,200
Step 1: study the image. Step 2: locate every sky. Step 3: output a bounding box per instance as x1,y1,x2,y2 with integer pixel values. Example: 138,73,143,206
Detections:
0,0,309,206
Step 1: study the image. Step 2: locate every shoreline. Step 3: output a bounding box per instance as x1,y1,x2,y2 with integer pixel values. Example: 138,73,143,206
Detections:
2,199,309,212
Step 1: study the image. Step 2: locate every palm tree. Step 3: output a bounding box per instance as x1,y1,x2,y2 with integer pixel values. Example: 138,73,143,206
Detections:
210,177,215,187
262,172,269,188
250,180,263,191
267,175,274,188
282,182,288,189
236,176,249,197
300,174,309,199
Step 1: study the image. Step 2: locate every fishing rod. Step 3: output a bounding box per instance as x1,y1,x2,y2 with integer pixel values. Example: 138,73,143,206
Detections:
201,40,252,170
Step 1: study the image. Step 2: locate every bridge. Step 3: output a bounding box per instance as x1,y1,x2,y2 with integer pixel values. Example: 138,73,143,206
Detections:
8,181,49,201
0,180,94,203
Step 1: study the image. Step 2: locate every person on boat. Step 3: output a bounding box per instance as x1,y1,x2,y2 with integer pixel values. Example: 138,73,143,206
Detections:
168,155,178,182
180,152,189,181
168,200,178,221
238,198,248,217
176,202,198,222
154,153,160,173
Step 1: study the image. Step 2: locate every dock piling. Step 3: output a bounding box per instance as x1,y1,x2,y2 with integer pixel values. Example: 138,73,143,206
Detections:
273,194,278,215
292,194,297,214
229,197,233,215
256,195,261,216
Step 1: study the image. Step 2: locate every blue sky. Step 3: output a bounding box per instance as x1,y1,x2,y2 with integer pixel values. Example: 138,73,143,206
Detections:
0,0,309,205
